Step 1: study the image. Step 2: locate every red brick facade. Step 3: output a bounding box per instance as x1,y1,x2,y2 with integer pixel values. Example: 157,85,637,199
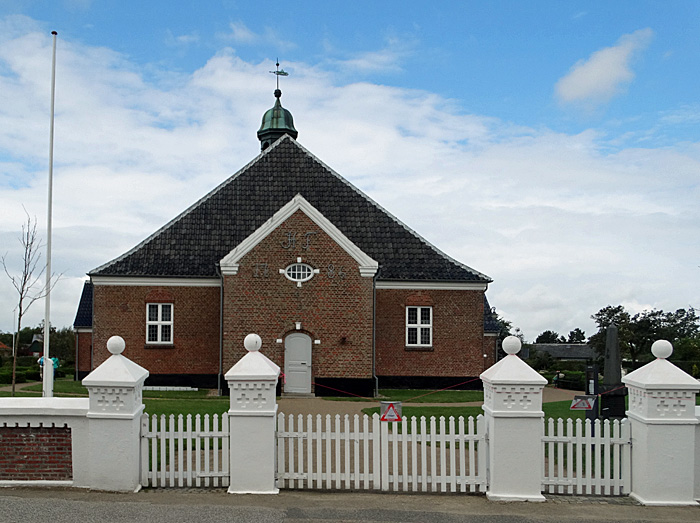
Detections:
75,330,92,375
375,288,490,378
223,210,374,380
0,425,72,481
91,285,220,375
81,210,492,391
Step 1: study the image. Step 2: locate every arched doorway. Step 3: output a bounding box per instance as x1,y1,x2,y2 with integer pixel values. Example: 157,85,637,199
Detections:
284,332,312,394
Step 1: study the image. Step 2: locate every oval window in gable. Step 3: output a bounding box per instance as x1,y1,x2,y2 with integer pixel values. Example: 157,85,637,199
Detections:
284,262,314,283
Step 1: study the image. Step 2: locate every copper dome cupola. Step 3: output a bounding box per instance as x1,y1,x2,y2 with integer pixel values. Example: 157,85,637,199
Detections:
257,62,298,150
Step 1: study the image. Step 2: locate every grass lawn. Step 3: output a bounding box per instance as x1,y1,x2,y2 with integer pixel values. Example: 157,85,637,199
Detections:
21,380,211,399
0,391,45,398
360,400,587,423
24,379,88,395
324,388,484,403
143,398,230,418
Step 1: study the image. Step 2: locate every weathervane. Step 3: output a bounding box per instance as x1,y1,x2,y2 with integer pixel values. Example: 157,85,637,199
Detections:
269,59,289,92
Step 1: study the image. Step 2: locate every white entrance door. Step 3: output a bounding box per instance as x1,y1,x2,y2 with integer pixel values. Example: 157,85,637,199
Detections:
284,333,312,394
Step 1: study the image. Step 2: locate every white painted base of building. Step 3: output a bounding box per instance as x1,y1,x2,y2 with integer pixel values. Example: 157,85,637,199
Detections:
227,488,279,495
629,493,699,507
486,492,546,502
0,480,73,488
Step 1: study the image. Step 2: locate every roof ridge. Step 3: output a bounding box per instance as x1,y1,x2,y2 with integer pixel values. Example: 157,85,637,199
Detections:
290,139,491,282
90,137,289,276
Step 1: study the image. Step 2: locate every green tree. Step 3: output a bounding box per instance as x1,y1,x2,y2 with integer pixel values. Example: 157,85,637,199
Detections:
567,328,586,343
535,330,565,343
589,305,700,366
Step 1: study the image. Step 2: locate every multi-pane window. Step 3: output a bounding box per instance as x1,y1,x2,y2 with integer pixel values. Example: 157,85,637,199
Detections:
147,303,173,344
406,306,432,347
284,263,314,283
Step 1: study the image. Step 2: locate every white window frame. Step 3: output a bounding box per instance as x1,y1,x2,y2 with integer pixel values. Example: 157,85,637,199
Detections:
406,306,432,347
146,303,173,344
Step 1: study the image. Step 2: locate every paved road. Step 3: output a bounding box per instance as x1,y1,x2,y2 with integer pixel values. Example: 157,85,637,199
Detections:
1,488,698,523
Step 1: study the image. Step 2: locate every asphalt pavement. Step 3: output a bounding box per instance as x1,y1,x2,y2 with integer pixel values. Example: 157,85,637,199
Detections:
1,487,698,523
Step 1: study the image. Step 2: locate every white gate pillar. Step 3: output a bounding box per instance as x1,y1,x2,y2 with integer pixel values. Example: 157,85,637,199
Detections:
622,340,699,506
225,333,280,494
480,336,547,502
82,336,149,492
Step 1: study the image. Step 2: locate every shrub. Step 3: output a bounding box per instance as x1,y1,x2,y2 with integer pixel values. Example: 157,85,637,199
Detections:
0,370,25,384
16,356,37,367
527,350,554,371
24,369,41,381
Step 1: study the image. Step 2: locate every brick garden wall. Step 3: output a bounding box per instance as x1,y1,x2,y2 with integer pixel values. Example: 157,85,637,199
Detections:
92,285,220,376
375,288,487,377
223,210,374,380
0,425,72,481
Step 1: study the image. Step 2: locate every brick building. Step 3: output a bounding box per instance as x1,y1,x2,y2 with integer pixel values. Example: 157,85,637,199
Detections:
74,88,500,396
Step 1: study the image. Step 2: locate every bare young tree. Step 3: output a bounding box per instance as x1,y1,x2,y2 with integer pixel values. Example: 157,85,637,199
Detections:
2,212,57,396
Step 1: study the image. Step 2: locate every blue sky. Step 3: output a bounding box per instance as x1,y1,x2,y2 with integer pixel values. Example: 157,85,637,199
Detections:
1,1,699,343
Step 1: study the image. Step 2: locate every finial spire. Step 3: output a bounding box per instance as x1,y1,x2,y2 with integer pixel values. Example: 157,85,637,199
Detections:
269,58,289,96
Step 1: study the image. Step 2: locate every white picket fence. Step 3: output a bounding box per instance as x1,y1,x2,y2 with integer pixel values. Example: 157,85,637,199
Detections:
542,417,630,496
275,413,486,493
140,413,229,488
139,411,630,497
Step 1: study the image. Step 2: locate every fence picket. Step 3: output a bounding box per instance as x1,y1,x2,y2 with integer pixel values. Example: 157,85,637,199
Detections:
140,414,149,486
343,414,351,489
362,414,370,490
194,414,201,487
429,417,437,492
448,417,456,493
401,417,409,491
306,414,313,490
566,418,574,494
159,415,167,487
438,417,446,492
186,414,193,487
467,416,475,493
420,416,428,492
410,417,418,492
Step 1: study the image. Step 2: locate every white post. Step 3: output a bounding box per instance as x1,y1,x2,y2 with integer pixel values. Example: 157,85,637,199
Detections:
623,340,699,506
480,336,547,502
42,30,58,398
226,333,280,494
82,336,149,492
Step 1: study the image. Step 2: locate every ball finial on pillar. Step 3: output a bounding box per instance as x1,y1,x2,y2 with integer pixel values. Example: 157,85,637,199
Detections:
244,333,263,352
502,335,521,355
651,339,673,359
106,336,125,355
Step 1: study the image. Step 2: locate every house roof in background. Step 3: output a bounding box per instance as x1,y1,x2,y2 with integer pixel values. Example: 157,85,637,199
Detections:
73,280,93,329
530,343,594,360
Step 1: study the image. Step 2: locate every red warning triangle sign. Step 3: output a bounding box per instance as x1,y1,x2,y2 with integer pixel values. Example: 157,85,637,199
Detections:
570,396,595,411
380,402,402,422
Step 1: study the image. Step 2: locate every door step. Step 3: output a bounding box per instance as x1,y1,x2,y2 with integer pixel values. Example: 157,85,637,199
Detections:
281,392,316,398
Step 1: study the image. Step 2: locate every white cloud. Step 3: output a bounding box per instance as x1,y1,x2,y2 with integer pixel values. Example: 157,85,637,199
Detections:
221,21,295,51
555,28,654,107
164,30,200,47
227,21,257,44
325,35,416,75
0,21,698,343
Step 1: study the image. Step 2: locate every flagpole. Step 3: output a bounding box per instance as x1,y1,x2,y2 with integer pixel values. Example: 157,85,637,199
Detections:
42,31,57,398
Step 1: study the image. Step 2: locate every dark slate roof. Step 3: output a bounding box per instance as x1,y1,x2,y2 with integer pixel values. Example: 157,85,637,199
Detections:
73,281,93,328
91,136,490,283
483,297,500,334
530,344,594,360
